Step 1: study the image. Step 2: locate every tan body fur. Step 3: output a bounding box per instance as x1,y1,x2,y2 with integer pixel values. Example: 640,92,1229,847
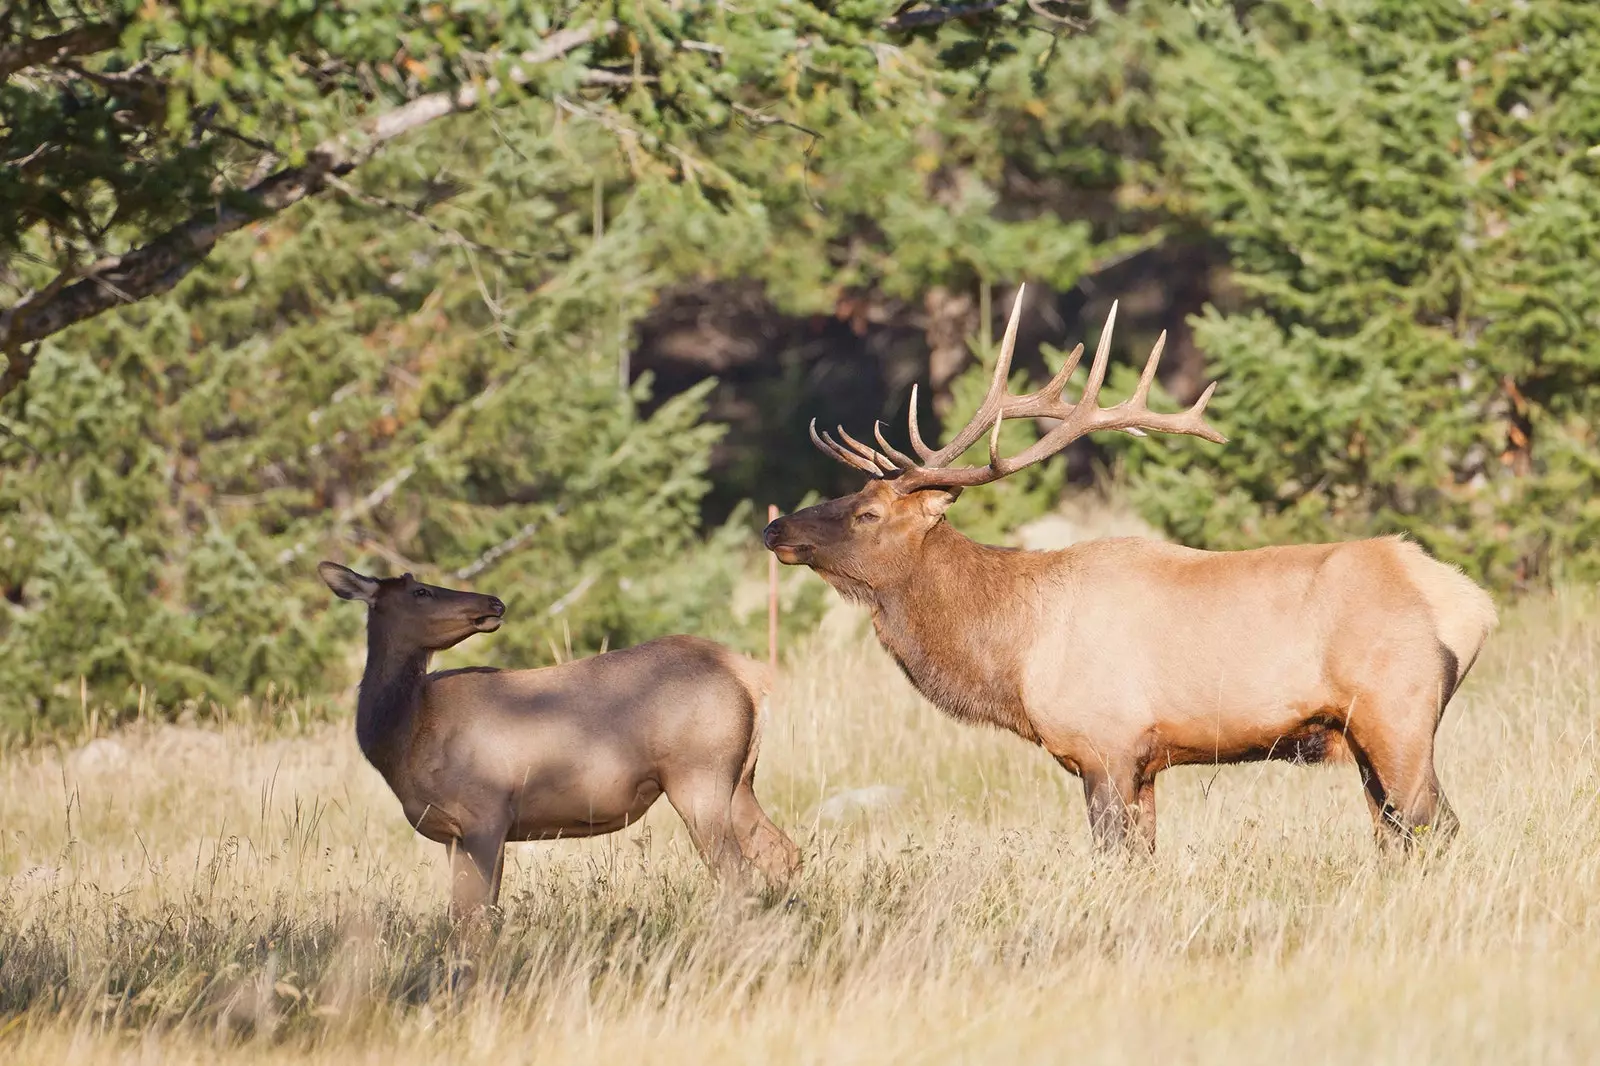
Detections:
767,287,1498,851
832,517,1496,848
320,563,799,915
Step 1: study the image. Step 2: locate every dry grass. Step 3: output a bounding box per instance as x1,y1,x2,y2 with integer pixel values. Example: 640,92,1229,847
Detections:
2,582,1598,1064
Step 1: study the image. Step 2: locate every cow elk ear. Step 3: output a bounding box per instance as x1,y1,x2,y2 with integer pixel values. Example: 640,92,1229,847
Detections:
319,561,379,604
915,488,962,519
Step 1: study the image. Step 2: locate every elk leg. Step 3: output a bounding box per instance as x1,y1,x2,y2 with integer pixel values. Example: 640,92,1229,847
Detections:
448,830,506,920
1134,771,1158,854
663,773,750,888
1080,766,1141,852
1344,701,1457,849
732,779,801,885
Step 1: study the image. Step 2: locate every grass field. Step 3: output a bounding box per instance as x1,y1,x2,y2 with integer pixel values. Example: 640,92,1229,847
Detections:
1,580,1597,1064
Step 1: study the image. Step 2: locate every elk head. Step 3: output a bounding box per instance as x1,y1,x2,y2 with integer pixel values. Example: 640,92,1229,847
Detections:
762,286,1227,593
319,562,506,652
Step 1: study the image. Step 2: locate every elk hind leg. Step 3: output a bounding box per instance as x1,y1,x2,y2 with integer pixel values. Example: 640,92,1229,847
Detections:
731,774,801,885
1345,691,1457,850
663,771,751,889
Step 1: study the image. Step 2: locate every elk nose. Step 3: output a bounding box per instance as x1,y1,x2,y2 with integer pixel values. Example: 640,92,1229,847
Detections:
486,596,506,616
762,518,785,549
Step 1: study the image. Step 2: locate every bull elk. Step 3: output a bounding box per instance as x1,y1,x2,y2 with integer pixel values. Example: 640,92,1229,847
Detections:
763,286,1496,851
318,563,799,915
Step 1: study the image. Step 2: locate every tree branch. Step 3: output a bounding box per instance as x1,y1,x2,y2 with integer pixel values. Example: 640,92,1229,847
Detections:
324,174,539,262
883,1,1010,31
0,21,123,82
0,21,614,401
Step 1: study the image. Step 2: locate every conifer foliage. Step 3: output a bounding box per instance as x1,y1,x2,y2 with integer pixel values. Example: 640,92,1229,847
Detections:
3,1,1597,732
1,0,1087,730
1111,2,1600,587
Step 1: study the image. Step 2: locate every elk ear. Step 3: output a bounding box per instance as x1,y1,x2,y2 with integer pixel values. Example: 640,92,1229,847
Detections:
914,488,962,519
319,561,379,604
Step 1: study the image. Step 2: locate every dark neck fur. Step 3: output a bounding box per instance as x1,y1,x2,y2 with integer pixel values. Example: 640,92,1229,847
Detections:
865,523,1049,741
355,621,428,777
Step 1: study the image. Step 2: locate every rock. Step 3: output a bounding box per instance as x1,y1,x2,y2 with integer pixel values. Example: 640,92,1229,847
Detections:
71,737,130,773
148,725,228,763
817,784,907,824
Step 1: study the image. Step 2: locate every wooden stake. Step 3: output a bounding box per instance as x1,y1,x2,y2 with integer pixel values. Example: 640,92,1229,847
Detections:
767,503,780,671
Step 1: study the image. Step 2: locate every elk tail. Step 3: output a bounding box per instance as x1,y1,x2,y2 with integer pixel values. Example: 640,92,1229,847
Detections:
1392,537,1499,703
727,653,775,788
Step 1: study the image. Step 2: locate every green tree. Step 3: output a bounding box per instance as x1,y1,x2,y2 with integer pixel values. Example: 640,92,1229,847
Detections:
0,104,850,731
1107,0,1600,588
1,0,1089,387
0,1,1102,732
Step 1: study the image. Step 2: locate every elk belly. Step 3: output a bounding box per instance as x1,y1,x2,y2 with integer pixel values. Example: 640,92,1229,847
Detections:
504,757,664,841
1150,709,1347,768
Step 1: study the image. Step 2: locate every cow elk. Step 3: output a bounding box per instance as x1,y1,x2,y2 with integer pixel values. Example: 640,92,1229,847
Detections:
763,286,1496,852
318,563,799,916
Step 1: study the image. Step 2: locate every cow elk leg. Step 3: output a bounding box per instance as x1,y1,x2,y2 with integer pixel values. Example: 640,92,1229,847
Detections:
732,777,801,885
448,829,507,921
664,772,751,890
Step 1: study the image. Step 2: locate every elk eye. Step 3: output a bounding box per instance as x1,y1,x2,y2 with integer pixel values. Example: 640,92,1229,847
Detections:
412,586,432,599
854,510,881,524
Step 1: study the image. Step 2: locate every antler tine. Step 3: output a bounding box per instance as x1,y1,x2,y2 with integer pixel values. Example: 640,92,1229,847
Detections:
872,421,920,470
834,424,895,472
811,419,887,475
1132,330,1166,406
1035,342,1085,405
1077,300,1118,411
906,383,936,462
1184,381,1228,443
920,284,1028,468
1102,329,1168,438
826,427,888,474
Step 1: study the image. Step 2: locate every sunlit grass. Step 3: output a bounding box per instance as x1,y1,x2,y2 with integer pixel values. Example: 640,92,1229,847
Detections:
1,583,1597,1063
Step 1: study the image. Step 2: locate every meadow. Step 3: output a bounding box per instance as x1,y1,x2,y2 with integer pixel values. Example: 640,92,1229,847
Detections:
1,571,1597,1063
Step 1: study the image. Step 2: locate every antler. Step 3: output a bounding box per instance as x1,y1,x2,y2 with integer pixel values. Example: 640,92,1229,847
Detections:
809,284,1227,492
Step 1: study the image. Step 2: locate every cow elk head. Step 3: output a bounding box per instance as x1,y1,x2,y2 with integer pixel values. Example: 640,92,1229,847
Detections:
319,562,506,652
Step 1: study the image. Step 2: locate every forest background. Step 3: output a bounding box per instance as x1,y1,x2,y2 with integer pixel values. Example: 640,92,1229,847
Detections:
4,0,1598,734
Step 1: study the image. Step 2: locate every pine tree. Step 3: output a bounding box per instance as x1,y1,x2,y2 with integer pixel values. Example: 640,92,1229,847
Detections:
1103,0,1600,588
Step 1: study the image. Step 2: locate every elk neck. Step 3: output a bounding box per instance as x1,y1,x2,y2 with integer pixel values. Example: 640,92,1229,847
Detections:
354,617,430,779
866,521,1051,741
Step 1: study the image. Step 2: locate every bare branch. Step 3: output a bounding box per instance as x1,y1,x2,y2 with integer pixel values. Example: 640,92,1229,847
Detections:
456,515,557,580
0,22,614,400
324,174,539,262
883,1,1010,31
0,20,123,82
1025,0,1092,30
581,70,658,87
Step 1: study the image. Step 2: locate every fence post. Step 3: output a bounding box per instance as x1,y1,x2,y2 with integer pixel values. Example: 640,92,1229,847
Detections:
767,503,780,672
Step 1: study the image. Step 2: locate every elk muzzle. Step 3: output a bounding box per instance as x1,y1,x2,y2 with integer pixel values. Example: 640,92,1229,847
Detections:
472,595,507,632
763,516,812,566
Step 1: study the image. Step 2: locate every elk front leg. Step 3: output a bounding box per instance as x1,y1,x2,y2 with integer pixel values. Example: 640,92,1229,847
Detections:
448,830,506,920
1134,770,1158,853
1077,762,1143,853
